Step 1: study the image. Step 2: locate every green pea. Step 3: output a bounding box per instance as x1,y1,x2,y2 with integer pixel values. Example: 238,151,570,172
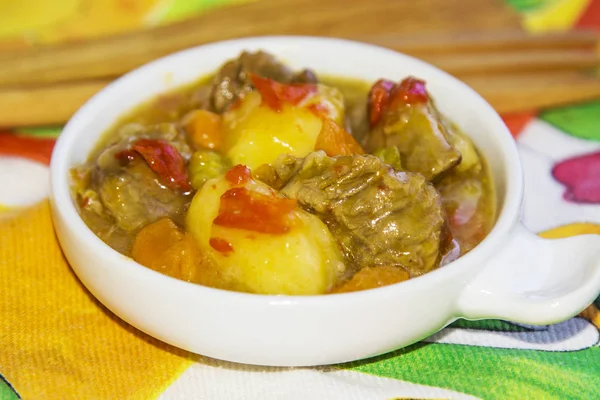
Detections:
188,150,231,189
373,146,403,171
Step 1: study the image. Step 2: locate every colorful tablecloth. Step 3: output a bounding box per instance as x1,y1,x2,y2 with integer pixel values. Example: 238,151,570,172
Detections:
1,1,599,399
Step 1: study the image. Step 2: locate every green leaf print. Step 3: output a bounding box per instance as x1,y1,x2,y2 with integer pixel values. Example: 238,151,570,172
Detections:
14,127,62,139
540,101,600,141
157,0,250,23
0,374,19,400
505,0,554,12
343,344,600,400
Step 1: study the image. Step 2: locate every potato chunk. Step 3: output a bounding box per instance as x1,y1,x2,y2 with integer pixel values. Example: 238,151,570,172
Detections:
222,92,323,170
186,175,343,295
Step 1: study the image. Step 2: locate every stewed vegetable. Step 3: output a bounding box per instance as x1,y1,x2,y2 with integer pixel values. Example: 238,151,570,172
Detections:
71,51,496,295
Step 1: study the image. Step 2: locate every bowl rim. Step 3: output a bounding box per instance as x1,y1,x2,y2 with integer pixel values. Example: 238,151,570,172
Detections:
50,35,523,304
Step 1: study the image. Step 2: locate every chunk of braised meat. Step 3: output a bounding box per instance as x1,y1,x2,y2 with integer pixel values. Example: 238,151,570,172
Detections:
74,159,190,252
436,169,491,255
291,69,318,84
73,123,193,250
364,77,462,181
210,51,318,113
96,160,190,233
344,95,369,144
95,122,193,173
257,152,449,276
71,167,132,253
254,154,302,190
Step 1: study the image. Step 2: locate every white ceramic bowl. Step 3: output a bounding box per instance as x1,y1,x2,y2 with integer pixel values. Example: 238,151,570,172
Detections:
50,36,600,367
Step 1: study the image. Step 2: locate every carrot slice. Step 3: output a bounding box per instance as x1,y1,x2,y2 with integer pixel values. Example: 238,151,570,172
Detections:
131,218,185,278
184,109,222,150
315,119,365,157
332,266,410,293
172,233,202,282
131,218,203,282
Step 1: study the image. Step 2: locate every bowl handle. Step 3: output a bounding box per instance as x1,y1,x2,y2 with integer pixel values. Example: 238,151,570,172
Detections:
457,223,600,325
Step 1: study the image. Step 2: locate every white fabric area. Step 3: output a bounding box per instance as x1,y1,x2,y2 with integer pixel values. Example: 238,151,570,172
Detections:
159,364,478,400
0,156,49,207
518,120,600,232
425,317,599,351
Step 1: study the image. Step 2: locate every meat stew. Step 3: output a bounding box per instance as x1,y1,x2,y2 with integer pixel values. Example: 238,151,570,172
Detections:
70,51,496,295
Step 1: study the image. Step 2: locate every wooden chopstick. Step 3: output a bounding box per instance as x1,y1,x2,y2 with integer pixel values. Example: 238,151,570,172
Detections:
0,80,107,127
360,30,599,55
425,50,600,76
2,72,600,127
465,72,600,112
2,0,596,128
0,0,521,87
0,25,596,87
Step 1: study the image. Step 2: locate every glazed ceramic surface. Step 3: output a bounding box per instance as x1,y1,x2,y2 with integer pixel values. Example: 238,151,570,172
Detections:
50,37,600,367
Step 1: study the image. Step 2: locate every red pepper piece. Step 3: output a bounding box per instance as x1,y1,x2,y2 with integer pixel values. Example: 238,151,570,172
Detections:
368,79,395,127
306,102,332,119
368,77,429,127
128,138,191,192
249,73,317,111
225,164,252,185
390,77,429,108
209,237,234,254
213,187,297,234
